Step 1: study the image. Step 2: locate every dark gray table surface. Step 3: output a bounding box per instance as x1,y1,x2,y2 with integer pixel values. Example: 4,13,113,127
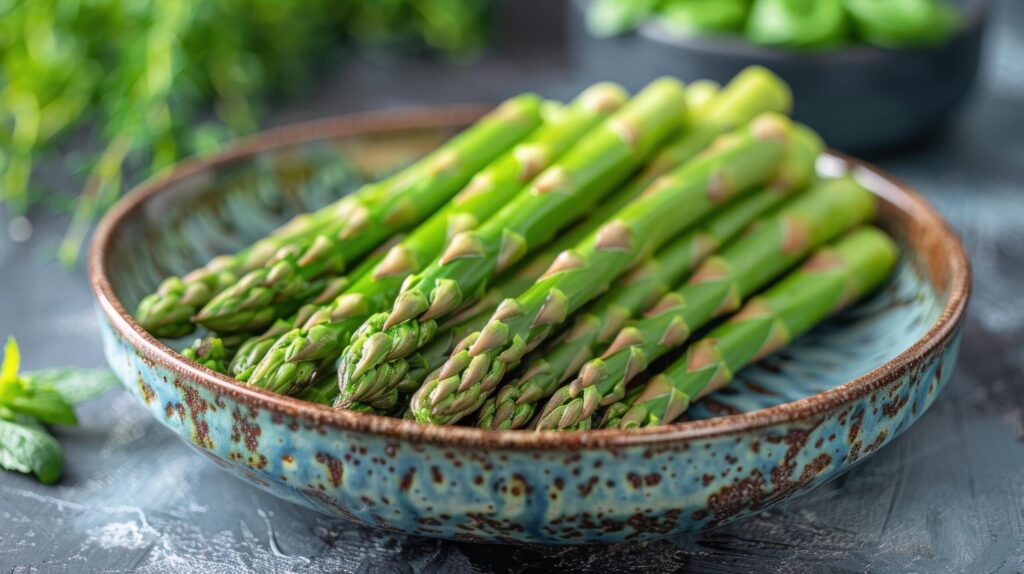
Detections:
2,3,1023,572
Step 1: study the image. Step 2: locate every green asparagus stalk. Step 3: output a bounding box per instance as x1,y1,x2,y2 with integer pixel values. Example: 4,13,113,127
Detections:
229,321,291,381
135,166,394,338
225,235,402,380
613,226,898,428
597,384,645,429
411,114,795,425
239,84,629,394
188,94,546,334
296,218,591,407
181,337,232,374
295,372,348,405
337,308,492,411
535,176,877,431
314,170,665,408
335,78,689,409
478,124,822,430
137,96,542,338
298,248,541,407
640,67,791,185
684,80,721,117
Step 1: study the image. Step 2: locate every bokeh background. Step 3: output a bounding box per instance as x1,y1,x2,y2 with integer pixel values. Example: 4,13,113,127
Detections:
2,0,1023,571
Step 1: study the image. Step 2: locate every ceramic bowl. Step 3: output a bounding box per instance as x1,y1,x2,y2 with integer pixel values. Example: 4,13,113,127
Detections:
569,0,990,154
89,107,970,544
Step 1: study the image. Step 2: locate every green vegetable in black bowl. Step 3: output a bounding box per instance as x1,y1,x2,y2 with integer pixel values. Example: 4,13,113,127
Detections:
659,0,750,36
585,0,963,50
745,0,849,49
844,0,961,48
586,0,662,37
571,0,987,152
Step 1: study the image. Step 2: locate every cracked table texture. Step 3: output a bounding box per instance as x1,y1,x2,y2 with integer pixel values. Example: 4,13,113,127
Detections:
1,2,1023,572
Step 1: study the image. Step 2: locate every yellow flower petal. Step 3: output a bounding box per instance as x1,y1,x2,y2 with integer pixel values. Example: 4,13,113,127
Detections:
1,337,20,385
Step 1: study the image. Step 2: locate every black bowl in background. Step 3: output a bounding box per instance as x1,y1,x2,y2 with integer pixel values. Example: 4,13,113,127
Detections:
569,0,989,154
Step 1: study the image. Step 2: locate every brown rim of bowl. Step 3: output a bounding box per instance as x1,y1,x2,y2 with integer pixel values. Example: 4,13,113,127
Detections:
88,105,970,451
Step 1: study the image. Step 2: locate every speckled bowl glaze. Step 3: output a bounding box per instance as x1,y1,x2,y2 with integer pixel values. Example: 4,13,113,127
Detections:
89,107,970,544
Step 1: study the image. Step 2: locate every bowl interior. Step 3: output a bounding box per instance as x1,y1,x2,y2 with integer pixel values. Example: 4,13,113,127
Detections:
98,114,953,425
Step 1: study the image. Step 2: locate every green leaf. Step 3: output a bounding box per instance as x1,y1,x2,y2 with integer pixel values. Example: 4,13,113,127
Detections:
6,388,78,426
0,418,64,484
22,368,119,404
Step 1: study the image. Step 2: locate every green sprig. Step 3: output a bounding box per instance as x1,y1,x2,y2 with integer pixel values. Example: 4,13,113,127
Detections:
0,0,490,262
0,337,118,483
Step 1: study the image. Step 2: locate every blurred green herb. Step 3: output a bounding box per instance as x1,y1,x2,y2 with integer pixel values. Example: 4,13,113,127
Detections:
586,0,961,51
0,337,119,483
0,0,489,264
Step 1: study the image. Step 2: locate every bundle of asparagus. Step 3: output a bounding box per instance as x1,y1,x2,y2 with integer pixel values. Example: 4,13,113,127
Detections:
340,68,795,412
534,177,878,430
240,82,630,394
603,227,898,429
135,66,900,432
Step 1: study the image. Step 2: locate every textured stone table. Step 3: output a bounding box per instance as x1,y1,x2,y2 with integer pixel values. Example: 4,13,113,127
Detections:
2,3,1023,572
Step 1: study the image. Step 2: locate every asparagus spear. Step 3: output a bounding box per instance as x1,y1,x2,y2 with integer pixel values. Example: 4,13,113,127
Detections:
135,164,392,338
613,226,898,428
337,307,494,411
478,124,822,430
535,176,877,431
639,67,791,187
336,78,689,409
188,94,545,334
597,384,645,429
137,96,542,338
320,172,663,408
229,320,293,380
297,217,592,407
298,251,537,407
410,114,795,425
684,80,721,116
225,235,402,380
240,84,629,393
181,337,232,374
352,205,634,411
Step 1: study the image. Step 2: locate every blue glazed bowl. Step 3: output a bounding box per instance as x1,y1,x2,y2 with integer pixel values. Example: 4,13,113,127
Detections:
88,107,970,544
